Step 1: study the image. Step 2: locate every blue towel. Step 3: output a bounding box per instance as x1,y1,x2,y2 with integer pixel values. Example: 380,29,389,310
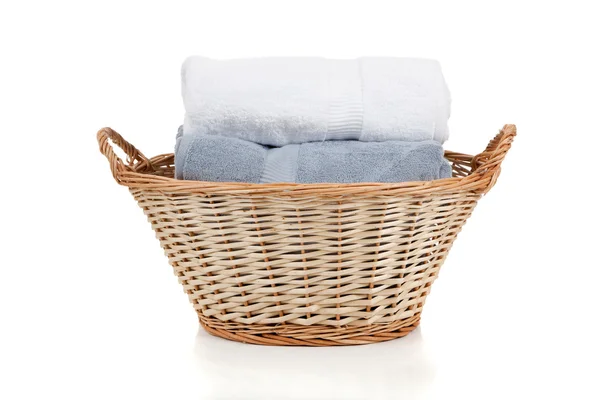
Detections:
175,130,452,184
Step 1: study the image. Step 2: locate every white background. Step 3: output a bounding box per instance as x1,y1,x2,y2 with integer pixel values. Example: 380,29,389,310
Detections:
1,1,599,399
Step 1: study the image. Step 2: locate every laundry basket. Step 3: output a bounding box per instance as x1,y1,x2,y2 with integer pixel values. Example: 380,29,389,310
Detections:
98,124,516,346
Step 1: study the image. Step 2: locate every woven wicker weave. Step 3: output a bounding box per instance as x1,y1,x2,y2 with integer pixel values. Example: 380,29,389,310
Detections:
98,124,516,346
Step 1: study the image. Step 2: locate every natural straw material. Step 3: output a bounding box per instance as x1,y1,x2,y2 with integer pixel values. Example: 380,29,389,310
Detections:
98,124,516,346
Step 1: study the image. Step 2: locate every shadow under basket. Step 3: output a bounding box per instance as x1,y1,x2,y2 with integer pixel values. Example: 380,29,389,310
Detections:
98,124,516,346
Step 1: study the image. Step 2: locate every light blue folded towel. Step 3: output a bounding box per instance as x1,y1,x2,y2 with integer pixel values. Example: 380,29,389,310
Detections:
175,129,452,184
175,126,268,182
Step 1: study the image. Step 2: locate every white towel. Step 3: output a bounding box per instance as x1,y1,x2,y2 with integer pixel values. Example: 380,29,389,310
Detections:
182,56,451,146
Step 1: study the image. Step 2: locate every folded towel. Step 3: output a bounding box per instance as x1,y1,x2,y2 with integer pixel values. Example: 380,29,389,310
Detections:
175,131,452,184
182,57,451,146
175,127,268,183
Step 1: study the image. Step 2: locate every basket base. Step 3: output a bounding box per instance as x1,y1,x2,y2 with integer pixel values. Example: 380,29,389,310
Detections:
198,313,421,346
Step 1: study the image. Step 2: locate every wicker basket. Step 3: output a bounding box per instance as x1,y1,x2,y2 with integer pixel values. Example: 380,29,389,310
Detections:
98,124,516,346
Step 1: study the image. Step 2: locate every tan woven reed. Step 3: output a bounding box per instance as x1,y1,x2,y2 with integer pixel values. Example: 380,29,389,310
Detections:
98,124,516,346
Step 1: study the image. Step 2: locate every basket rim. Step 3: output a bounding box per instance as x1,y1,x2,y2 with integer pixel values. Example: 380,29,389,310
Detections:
98,124,516,197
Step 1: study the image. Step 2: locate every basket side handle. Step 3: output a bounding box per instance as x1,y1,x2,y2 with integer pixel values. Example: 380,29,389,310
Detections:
97,127,153,183
470,124,516,194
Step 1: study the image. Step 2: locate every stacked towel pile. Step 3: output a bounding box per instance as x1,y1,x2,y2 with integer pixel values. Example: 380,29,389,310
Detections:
175,56,453,184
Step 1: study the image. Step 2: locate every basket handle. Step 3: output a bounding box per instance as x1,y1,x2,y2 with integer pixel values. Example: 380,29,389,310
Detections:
97,127,154,183
470,124,516,194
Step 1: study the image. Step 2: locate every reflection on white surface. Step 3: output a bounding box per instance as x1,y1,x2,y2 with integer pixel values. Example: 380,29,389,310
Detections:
194,327,436,400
